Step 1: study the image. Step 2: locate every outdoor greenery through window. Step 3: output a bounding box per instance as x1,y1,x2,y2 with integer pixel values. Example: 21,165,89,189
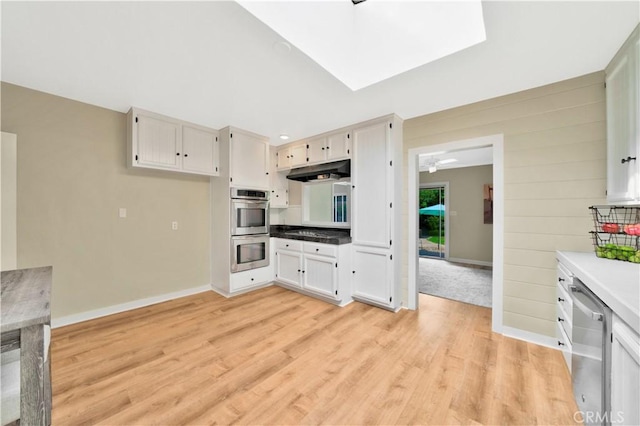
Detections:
419,186,445,258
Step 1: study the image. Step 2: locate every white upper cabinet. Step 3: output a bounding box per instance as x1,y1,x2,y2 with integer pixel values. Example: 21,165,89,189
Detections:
228,128,270,190
352,120,391,248
182,124,219,175
277,142,307,170
307,131,351,165
307,136,327,164
128,107,219,177
326,130,351,162
606,24,639,204
132,110,182,170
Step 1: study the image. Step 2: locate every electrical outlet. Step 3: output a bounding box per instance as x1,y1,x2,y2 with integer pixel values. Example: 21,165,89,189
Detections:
172,221,178,230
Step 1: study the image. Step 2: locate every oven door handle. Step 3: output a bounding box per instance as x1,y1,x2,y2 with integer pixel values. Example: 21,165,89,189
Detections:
569,285,604,322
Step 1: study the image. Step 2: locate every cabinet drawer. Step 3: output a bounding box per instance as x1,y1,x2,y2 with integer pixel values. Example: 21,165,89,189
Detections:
557,283,573,328
230,266,273,291
557,262,573,292
556,299,572,342
275,239,303,252
304,242,338,258
556,321,572,373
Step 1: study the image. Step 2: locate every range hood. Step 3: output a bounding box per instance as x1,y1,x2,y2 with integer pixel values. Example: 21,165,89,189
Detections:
287,160,350,182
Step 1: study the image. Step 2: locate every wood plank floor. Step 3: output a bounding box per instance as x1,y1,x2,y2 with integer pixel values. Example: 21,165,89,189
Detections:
51,286,580,425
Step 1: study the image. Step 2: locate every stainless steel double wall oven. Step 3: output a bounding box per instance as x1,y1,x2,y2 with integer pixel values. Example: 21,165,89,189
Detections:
230,188,270,272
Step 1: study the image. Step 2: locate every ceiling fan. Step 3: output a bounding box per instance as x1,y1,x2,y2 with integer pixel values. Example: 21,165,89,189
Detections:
420,157,458,173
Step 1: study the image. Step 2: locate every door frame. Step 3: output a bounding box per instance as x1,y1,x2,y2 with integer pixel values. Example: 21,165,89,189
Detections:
407,134,504,334
418,182,449,260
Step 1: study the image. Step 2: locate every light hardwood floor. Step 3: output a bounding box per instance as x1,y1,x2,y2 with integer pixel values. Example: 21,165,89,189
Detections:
51,286,579,425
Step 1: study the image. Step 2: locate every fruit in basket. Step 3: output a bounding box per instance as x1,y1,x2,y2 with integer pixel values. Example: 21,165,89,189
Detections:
623,224,640,236
597,243,639,261
602,223,620,233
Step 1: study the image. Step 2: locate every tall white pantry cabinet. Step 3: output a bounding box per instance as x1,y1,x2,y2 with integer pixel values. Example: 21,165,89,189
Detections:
350,115,403,310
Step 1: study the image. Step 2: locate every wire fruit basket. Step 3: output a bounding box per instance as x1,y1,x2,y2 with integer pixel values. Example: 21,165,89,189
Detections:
589,206,640,262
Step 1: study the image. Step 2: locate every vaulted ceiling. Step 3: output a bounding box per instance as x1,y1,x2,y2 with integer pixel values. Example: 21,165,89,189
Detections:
2,1,638,145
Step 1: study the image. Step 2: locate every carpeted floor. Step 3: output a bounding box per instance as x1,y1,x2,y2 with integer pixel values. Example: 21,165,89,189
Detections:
418,257,493,308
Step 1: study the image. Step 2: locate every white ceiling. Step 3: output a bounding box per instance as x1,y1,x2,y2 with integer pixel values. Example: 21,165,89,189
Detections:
1,1,639,146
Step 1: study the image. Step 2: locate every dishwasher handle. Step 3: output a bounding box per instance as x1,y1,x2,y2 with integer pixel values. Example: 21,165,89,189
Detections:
570,285,604,322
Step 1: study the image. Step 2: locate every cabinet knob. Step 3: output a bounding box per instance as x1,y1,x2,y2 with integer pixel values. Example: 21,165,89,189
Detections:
176,152,180,156
302,270,305,274
251,278,254,281
621,156,637,164
316,248,319,252
326,146,330,150
297,269,300,272
286,244,289,247
184,154,188,157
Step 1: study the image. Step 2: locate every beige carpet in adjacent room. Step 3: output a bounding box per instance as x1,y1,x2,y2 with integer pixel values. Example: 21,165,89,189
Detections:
418,257,492,308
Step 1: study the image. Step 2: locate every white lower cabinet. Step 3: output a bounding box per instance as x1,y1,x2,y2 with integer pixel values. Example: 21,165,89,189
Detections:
303,253,337,298
276,249,303,288
351,246,393,307
274,238,351,304
611,314,640,425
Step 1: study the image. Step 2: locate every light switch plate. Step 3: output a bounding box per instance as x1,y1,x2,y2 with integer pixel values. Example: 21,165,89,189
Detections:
172,221,178,230
119,208,126,218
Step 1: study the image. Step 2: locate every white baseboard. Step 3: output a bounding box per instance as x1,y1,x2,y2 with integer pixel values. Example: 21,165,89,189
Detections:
51,285,211,328
448,257,493,267
502,326,558,350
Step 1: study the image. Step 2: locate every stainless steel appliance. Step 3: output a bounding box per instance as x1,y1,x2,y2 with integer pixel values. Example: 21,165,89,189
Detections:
571,279,612,425
230,234,269,273
230,188,269,236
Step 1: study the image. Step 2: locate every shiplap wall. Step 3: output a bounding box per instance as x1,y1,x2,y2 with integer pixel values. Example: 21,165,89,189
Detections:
403,72,606,337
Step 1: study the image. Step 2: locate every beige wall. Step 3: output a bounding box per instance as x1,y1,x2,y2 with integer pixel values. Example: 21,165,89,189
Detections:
404,72,606,337
420,165,493,263
1,83,211,319
1,132,18,270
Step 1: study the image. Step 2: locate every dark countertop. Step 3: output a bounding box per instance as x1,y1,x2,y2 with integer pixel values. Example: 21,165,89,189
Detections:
270,225,352,245
1,266,52,333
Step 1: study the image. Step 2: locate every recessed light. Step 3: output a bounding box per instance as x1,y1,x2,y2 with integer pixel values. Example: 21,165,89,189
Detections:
279,134,290,140
273,41,292,55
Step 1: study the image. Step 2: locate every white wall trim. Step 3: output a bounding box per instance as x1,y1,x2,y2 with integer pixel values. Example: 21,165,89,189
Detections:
408,134,504,335
448,257,493,267
51,285,211,328
502,326,558,350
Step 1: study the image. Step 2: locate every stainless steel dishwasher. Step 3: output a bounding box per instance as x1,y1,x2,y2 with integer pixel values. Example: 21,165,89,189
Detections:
570,279,612,425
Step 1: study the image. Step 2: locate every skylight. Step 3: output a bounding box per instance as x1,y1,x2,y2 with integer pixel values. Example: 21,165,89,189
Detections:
237,0,486,91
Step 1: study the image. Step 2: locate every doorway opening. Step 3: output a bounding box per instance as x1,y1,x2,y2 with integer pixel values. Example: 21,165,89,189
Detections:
419,185,446,259
407,134,504,333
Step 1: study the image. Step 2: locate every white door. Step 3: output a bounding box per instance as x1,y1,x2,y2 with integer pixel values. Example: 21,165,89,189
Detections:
230,131,269,189
326,131,350,161
352,121,390,248
136,113,181,170
276,250,302,288
307,137,327,164
302,254,338,299
606,40,639,203
182,125,218,175
611,318,640,425
351,246,392,306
